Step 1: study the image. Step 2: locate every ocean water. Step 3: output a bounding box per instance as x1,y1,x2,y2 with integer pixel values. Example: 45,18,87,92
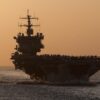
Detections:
0,67,30,81
0,67,100,100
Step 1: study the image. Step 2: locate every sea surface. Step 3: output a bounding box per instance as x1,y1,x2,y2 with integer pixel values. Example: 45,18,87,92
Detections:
0,67,100,100
0,67,30,82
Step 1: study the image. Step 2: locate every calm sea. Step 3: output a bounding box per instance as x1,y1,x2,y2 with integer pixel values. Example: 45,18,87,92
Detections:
0,67,100,100
0,67,30,82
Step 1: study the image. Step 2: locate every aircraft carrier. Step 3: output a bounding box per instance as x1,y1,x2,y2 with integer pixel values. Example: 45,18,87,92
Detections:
11,11,100,85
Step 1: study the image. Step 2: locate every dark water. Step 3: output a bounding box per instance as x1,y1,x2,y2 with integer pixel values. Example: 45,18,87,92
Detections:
0,67,100,100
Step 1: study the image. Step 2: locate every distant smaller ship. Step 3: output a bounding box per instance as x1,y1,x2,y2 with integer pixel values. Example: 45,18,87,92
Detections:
11,11,100,85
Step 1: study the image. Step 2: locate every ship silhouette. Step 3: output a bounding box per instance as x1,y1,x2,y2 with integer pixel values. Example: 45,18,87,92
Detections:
11,11,100,85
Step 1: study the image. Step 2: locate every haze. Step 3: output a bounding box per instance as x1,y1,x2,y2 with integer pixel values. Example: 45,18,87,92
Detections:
0,0,100,66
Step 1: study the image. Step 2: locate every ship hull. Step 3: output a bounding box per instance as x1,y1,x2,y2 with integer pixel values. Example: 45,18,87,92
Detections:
11,55,100,85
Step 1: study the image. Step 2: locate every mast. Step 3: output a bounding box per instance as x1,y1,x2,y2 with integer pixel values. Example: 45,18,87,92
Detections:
20,10,40,36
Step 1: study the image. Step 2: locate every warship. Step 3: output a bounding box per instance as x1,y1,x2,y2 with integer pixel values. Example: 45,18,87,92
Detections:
11,11,100,85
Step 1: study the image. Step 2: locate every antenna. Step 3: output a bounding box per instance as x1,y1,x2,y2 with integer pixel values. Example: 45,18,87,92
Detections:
19,10,40,36
27,9,29,15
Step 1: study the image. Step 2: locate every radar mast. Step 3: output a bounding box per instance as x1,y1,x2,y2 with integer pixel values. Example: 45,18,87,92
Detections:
20,10,40,36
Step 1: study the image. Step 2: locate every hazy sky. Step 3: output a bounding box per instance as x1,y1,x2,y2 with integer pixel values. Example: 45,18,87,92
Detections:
0,0,100,66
